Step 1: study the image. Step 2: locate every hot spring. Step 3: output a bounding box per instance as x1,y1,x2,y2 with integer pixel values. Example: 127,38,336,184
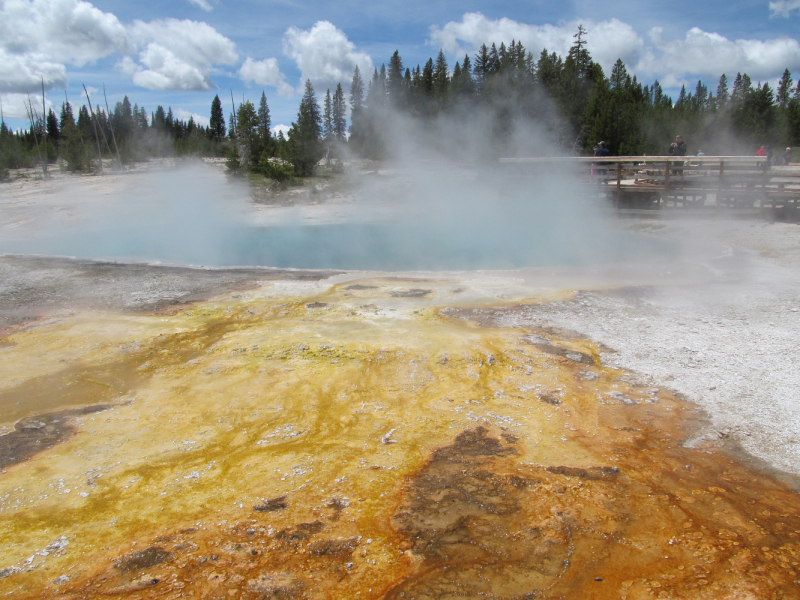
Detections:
0,162,677,270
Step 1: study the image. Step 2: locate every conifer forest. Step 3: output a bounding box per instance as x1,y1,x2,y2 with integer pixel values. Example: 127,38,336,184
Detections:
2,28,799,181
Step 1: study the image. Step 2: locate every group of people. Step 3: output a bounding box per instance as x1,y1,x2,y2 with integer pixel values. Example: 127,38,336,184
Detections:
756,145,794,166
592,136,794,166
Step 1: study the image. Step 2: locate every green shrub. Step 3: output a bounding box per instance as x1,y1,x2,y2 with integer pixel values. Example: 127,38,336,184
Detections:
259,153,295,183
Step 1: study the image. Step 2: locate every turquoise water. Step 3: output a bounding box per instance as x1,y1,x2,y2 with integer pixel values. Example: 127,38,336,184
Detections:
1,218,676,270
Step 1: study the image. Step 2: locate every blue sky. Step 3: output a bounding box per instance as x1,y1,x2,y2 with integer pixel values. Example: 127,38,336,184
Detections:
2,0,800,132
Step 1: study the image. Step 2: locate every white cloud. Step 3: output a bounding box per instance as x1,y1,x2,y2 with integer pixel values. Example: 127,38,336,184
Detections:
430,12,800,87
641,26,800,81
239,57,294,97
173,108,210,127
0,1,237,92
125,19,238,91
0,93,54,121
0,49,67,94
283,21,373,92
770,0,800,17
271,123,291,138
0,0,130,67
428,13,644,73
188,0,213,11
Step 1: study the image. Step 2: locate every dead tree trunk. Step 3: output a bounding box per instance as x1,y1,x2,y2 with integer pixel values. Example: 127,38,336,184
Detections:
103,85,122,169
83,84,104,174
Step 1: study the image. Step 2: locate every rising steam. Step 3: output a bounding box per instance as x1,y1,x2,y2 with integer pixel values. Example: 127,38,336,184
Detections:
0,103,678,270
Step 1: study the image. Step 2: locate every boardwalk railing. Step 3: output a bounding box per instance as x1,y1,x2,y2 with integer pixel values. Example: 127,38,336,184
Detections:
500,156,800,218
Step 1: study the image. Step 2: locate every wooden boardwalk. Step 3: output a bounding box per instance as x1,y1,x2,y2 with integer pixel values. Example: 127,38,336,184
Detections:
500,156,800,220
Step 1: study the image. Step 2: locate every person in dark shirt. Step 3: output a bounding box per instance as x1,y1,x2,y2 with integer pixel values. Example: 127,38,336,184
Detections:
669,135,686,175
593,141,610,183
594,141,610,158
669,135,687,156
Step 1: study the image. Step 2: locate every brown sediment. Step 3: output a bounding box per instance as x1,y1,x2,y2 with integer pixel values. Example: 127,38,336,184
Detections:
0,404,113,469
1,282,800,599
344,284,379,290
520,333,597,365
389,289,432,298
385,422,800,598
254,495,288,512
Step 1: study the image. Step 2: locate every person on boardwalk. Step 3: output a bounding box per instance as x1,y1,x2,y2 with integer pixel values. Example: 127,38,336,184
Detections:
669,135,686,175
593,141,610,184
782,147,793,166
669,135,687,157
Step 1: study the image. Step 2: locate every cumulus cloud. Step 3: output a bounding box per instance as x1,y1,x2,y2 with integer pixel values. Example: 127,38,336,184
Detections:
770,0,800,17
239,57,294,97
271,124,291,138
0,0,237,92
430,12,800,87
0,0,130,67
0,93,53,121
428,13,644,73
641,26,800,81
0,49,67,94
283,21,374,92
125,19,238,91
188,0,213,11
173,108,210,126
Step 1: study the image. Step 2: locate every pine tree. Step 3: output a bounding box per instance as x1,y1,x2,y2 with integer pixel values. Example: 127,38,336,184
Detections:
610,59,627,90
487,44,500,74
568,25,591,79
536,50,562,90
366,67,385,109
113,96,134,143
776,69,794,108
323,89,333,141
60,101,75,130
287,80,323,177
421,58,434,97
258,92,271,141
209,95,226,140
350,66,364,112
451,62,462,96
236,100,259,169
716,74,729,109
332,83,347,141
433,49,449,100
46,109,59,141
387,50,405,106
473,44,490,94
461,55,475,96
497,42,508,72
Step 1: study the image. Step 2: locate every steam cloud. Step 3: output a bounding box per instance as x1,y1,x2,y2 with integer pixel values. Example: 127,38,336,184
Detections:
0,102,678,271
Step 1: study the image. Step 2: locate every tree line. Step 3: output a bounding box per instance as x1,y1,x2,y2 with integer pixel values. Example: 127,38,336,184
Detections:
3,25,799,181
0,93,230,178
345,26,800,158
